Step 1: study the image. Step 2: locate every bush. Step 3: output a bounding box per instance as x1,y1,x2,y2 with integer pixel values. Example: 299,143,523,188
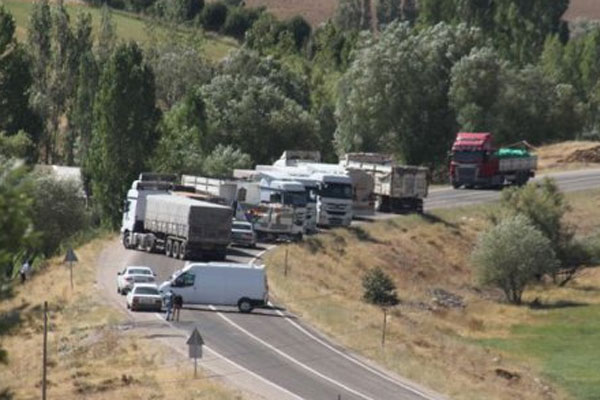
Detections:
471,215,559,305
284,16,311,50
201,1,228,31
30,174,89,257
223,7,261,40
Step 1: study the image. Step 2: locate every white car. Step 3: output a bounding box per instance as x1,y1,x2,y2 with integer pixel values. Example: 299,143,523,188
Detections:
126,283,163,312
117,266,156,294
231,220,257,248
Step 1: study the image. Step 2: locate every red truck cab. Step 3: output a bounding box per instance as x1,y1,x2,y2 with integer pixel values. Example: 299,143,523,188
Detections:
449,132,536,189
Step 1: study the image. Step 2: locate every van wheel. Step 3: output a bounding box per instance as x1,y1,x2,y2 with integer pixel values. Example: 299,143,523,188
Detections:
238,298,253,313
165,239,172,257
172,241,180,260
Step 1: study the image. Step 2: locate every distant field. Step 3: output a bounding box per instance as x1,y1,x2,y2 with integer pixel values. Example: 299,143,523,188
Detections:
2,0,237,60
244,0,600,27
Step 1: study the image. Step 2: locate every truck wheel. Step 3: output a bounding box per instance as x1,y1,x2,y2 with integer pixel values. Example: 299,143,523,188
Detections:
172,241,180,260
238,298,253,313
179,242,187,260
452,181,461,189
123,232,132,249
165,239,172,257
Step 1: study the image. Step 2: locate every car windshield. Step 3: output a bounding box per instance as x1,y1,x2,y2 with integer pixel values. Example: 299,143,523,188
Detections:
283,191,307,207
129,268,152,275
453,151,484,163
135,287,159,295
320,183,353,199
232,223,252,230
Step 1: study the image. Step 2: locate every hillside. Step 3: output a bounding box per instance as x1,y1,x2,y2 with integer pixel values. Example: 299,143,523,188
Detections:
266,189,600,400
2,0,237,60
245,0,600,27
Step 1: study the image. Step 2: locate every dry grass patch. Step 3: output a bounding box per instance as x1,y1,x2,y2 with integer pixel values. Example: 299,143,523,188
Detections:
537,141,600,172
266,191,600,400
0,235,241,400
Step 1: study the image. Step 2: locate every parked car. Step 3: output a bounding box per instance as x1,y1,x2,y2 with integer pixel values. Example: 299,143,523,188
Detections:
126,283,163,312
117,266,156,294
231,220,257,248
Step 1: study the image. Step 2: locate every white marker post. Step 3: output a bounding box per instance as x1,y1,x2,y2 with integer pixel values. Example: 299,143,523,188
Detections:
187,327,204,378
64,248,78,291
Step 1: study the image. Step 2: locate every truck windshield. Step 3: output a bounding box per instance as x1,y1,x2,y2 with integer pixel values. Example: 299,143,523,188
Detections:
321,183,353,199
283,191,307,207
453,151,484,163
305,187,318,203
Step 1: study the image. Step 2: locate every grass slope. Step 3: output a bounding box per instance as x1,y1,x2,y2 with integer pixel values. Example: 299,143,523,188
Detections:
265,189,600,400
2,0,236,60
0,235,240,399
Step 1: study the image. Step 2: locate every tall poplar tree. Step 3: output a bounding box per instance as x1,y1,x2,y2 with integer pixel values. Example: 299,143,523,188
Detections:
85,42,159,226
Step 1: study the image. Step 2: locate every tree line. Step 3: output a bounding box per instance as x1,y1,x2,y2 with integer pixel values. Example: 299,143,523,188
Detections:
2,0,600,228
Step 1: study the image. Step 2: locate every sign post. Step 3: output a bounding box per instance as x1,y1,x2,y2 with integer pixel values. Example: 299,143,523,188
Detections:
186,328,204,378
64,248,78,290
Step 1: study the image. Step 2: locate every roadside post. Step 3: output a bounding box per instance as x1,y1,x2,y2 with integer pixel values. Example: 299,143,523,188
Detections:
64,248,78,291
187,327,204,378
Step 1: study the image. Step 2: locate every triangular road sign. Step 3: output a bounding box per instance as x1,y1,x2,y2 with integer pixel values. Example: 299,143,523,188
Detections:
186,328,204,346
64,248,78,263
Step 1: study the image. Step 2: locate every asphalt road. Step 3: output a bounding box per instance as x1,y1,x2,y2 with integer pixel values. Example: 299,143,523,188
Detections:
99,168,600,400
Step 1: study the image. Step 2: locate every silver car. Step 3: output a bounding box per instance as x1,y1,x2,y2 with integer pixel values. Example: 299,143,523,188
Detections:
231,220,257,248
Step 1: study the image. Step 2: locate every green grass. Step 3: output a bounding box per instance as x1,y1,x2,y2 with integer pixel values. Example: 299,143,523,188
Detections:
480,298,600,399
1,0,236,60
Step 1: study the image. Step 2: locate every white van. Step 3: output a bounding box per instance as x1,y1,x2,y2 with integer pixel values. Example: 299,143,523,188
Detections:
159,262,268,313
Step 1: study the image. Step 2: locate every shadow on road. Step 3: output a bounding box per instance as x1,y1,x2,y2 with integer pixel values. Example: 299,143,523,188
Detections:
182,304,296,319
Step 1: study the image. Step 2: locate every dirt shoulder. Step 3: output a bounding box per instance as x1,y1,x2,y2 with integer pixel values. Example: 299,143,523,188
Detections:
0,235,242,400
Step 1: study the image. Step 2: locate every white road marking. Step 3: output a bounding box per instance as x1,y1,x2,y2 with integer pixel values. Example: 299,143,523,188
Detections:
152,313,305,400
210,306,376,400
254,245,442,400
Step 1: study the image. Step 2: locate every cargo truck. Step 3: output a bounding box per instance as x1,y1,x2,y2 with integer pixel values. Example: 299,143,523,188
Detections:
121,175,232,260
449,132,537,189
184,172,306,241
340,154,428,213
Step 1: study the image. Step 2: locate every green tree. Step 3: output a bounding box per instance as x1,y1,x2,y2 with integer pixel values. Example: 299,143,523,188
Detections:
85,42,159,226
499,178,589,285
27,0,52,162
0,131,33,159
0,158,36,278
69,50,99,166
151,90,207,175
449,47,504,132
0,6,38,151
335,0,372,31
201,1,228,32
96,3,116,65
376,0,417,28
30,173,88,256
223,6,261,41
335,22,482,166
202,144,252,177
472,215,558,305
201,74,317,165
362,267,399,346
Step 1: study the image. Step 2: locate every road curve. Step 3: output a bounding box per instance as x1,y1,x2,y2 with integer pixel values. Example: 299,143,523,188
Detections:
98,168,600,400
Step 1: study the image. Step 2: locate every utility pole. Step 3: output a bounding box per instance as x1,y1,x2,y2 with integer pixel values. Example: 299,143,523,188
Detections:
42,301,48,400
284,244,289,277
381,308,387,348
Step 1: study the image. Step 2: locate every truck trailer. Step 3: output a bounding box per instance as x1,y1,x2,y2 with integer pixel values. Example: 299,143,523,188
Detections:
340,153,428,213
449,132,537,189
121,177,232,260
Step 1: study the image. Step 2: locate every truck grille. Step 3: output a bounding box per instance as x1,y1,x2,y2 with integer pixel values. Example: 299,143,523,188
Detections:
458,167,477,183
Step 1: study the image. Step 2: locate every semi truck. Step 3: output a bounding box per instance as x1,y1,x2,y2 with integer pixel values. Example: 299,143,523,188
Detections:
121,175,232,260
256,164,354,228
449,132,537,189
340,153,428,213
183,173,306,241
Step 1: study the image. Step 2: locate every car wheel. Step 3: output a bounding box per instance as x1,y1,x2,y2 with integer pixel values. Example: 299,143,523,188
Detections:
238,298,253,313
117,287,121,294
